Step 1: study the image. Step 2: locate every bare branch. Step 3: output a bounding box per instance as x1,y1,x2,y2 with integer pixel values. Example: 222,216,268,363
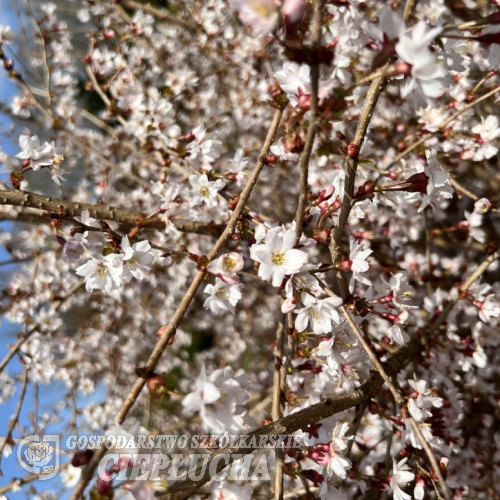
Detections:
69,108,283,500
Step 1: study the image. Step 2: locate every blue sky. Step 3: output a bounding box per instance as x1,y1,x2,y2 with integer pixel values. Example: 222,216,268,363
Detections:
0,1,99,497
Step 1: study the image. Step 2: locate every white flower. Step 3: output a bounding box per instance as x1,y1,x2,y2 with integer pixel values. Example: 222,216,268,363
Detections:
316,335,346,371
274,61,333,109
389,311,411,346
229,148,249,186
0,25,13,44
463,211,485,244
230,0,278,35
423,149,452,204
250,226,308,286
189,174,225,208
182,364,221,414
395,22,445,101
380,273,417,310
325,422,353,480
363,6,406,43
416,104,446,132
183,365,250,433
295,293,343,334
187,126,223,167
75,255,123,293
274,62,311,107
474,198,492,214
270,138,299,162
203,278,243,314
284,270,320,298
60,465,82,488
49,150,66,186
478,294,500,324
63,234,86,262
471,115,500,161
407,378,443,422
16,134,55,171
348,238,373,292
11,96,31,118
404,418,438,450
390,458,415,500
121,236,155,282
406,149,453,212
207,252,244,284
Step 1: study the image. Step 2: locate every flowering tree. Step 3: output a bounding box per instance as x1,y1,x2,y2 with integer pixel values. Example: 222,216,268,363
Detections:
1,0,500,499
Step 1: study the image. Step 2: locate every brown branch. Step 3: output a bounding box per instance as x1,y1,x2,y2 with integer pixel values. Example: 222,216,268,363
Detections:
68,108,283,500
161,249,499,500
162,340,420,500
328,0,421,297
329,75,386,297
338,303,451,499
0,190,221,236
0,462,71,495
294,0,323,243
272,322,285,500
0,370,29,475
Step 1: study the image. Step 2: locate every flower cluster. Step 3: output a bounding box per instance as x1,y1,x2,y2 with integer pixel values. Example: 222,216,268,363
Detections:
1,1,500,499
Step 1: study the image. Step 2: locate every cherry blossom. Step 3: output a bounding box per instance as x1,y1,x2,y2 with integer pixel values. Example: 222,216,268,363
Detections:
183,365,250,434
471,115,500,161
121,236,155,282
347,237,373,291
229,0,278,35
395,21,446,101
2,2,500,499
390,458,415,500
325,422,353,480
207,252,244,284
188,174,225,208
203,278,243,314
250,226,308,286
294,292,343,334
75,255,124,293
16,134,56,171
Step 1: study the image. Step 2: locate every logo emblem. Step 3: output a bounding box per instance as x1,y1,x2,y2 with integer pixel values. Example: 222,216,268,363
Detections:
17,435,60,480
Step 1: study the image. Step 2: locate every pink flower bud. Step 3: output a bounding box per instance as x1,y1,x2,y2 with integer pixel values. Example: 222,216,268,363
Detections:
394,61,412,77
403,172,429,194
318,185,334,202
71,449,94,467
96,470,114,495
297,88,311,111
281,297,297,313
301,468,325,484
282,0,306,26
307,449,330,465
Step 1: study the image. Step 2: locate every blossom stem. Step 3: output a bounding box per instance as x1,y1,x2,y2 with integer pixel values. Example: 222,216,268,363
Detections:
293,0,323,246
69,108,284,500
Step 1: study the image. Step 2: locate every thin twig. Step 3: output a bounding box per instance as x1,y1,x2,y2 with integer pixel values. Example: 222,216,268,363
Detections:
0,281,84,376
161,238,497,500
69,108,283,500
293,0,323,244
0,369,29,474
272,322,285,500
336,301,451,499
387,84,500,170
